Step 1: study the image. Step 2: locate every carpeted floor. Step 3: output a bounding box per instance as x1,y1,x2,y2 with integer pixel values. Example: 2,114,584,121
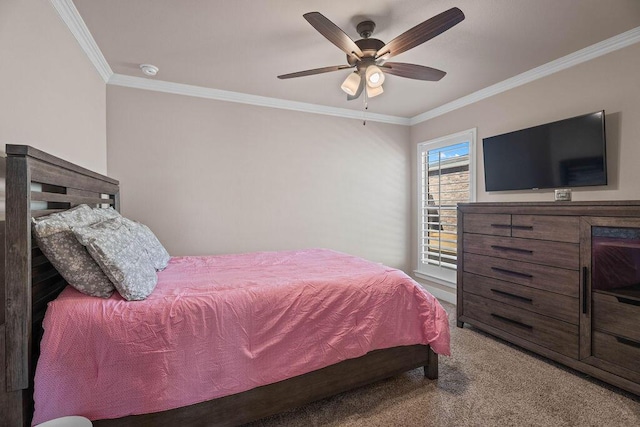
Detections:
249,302,640,427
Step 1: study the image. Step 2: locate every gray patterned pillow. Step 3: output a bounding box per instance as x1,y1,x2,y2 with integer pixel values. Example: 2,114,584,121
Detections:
121,218,170,270
73,217,158,301
94,206,121,220
32,205,116,298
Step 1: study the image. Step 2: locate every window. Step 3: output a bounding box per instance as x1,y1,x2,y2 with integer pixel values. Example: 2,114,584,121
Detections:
416,129,475,285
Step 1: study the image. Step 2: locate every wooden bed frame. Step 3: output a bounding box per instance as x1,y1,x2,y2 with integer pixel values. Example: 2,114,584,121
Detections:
1,145,438,426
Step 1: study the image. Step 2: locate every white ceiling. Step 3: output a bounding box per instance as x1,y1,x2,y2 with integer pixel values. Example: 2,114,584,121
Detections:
72,0,640,119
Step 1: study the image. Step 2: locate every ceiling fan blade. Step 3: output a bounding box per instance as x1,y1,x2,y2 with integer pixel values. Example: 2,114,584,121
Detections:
347,73,365,101
304,12,364,59
376,7,465,59
381,63,446,81
278,65,352,79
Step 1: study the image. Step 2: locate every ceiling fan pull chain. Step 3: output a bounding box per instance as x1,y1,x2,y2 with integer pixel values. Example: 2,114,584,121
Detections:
363,88,368,126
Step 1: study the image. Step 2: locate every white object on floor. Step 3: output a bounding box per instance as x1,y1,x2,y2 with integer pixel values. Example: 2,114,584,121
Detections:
35,416,92,427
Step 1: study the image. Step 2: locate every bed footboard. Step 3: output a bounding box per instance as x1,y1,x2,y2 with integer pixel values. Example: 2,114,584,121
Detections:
425,345,439,379
93,344,437,427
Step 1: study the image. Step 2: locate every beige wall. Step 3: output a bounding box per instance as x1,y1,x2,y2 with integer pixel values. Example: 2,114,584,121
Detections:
0,0,107,180
411,43,640,203
11,1,632,292
410,42,640,300
0,2,107,414
106,86,412,270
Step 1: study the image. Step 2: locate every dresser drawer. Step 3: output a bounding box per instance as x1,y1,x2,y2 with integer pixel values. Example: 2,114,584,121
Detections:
463,213,511,236
463,273,579,324
463,293,579,358
463,253,579,297
592,331,640,375
463,234,579,270
511,215,580,243
593,292,640,342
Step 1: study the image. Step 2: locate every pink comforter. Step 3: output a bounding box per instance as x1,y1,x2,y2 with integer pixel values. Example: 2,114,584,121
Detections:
33,249,450,424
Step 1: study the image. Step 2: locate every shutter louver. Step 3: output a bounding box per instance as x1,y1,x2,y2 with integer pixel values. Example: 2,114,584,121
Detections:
419,141,470,275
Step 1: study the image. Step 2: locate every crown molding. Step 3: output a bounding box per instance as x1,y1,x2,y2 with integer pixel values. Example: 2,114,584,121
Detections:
51,0,639,127
50,0,113,82
410,26,640,125
107,74,411,126
50,0,406,124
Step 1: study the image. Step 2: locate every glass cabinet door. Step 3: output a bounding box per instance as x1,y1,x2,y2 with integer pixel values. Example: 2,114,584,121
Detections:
580,217,640,384
591,226,640,298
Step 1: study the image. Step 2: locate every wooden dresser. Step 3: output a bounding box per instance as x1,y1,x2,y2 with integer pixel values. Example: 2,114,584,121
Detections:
457,201,640,395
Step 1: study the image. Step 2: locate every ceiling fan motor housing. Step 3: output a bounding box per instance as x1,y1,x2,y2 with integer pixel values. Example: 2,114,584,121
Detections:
347,38,385,65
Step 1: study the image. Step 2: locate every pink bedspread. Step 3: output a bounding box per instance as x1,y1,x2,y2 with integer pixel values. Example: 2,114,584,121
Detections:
33,249,450,424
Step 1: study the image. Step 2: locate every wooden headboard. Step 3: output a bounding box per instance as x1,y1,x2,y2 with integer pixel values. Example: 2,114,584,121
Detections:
2,144,119,425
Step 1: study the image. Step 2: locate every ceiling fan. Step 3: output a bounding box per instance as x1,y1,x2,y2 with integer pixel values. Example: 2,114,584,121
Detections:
277,7,465,100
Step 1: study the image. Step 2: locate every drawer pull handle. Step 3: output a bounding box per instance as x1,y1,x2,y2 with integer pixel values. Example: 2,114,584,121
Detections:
582,266,588,314
491,313,533,330
490,245,533,255
511,225,534,230
490,288,533,303
491,266,533,278
615,337,640,349
616,296,640,307
490,223,512,229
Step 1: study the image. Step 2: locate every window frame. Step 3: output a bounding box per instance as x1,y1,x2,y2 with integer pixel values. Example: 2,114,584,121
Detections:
415,128,476,287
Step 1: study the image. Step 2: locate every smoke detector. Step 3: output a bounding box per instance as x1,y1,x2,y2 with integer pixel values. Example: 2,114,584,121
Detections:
140,64,159,76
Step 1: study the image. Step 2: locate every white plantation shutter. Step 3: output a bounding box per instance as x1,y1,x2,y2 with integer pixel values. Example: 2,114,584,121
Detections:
417,129,475,285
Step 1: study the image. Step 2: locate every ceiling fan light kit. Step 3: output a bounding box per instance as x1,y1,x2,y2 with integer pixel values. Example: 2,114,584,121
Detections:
341,72,362,96
365,84,384,98
278,7,465,102
365,65,385,88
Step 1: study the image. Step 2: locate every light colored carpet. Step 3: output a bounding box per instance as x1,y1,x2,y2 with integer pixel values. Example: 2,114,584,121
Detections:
249,302,640,427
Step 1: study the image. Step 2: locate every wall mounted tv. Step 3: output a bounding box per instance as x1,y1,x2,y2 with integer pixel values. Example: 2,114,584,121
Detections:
483,111,607,191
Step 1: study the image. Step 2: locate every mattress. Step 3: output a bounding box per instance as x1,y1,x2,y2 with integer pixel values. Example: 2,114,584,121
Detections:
33,249,450,424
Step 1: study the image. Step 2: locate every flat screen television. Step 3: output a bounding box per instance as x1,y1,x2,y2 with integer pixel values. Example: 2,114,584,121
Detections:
483,111,607,191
